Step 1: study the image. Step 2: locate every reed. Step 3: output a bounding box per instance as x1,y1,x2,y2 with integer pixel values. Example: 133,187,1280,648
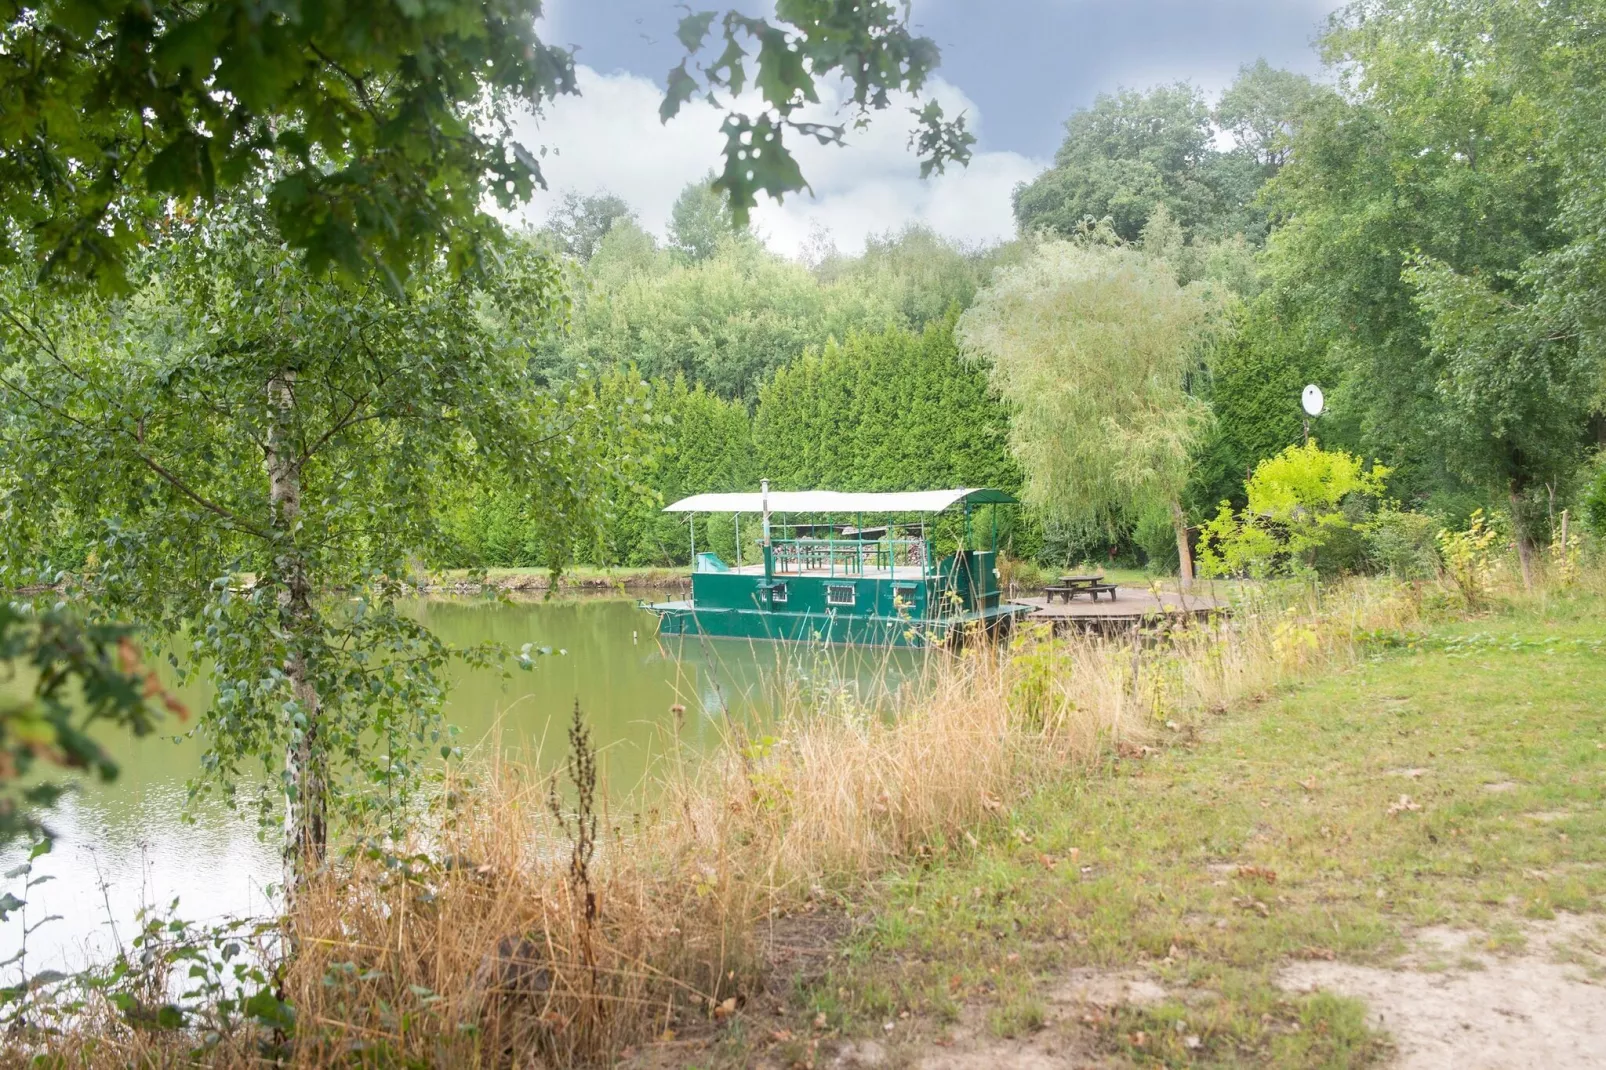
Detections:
13,576,1432,1066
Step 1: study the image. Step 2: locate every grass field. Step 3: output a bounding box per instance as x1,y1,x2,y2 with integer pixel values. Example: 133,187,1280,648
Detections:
711,584,1606,1068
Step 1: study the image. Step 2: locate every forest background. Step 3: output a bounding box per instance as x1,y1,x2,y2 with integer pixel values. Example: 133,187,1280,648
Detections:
437,16,1606,579
14,1,1606,583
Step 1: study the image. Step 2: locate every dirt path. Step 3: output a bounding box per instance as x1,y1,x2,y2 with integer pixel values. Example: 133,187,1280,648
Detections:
826,915,1606,1069
1279,914,1606,1070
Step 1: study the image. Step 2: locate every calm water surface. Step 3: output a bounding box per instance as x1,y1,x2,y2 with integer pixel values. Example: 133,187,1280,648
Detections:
11,595,924,971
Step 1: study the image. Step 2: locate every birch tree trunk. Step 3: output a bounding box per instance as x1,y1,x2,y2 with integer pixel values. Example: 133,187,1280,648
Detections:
267,371,327,901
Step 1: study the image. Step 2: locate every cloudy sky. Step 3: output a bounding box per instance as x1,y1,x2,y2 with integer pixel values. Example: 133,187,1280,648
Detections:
510,1,1342,257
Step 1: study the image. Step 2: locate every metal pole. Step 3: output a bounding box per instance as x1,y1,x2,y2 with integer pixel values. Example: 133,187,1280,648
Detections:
761,478,771,546
761,479,774,589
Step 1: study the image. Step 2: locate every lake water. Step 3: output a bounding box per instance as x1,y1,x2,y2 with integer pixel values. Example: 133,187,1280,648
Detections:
8,595,925,972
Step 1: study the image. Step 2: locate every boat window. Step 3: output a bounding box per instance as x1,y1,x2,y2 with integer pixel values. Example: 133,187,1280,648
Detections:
893,584,917,609
827,584,856,607
769,583,788,605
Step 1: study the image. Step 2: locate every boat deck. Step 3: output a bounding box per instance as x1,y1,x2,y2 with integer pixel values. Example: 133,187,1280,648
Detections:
712,563,929,580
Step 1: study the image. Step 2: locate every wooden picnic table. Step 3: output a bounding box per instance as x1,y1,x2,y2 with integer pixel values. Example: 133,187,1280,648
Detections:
1045,575,1118,604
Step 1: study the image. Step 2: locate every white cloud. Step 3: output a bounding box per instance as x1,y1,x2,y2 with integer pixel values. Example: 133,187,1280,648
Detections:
503,65,1043,258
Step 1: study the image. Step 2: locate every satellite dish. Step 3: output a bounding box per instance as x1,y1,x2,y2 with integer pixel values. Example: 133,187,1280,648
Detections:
1302,384,1325,418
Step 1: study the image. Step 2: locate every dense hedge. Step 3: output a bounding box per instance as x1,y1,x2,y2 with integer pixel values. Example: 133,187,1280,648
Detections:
445,318,1039,569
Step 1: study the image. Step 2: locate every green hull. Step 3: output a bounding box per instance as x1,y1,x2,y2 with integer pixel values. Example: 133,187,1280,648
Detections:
646,600,1031,647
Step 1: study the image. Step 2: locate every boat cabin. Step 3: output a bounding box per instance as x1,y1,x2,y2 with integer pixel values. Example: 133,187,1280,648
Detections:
645,485,1033,646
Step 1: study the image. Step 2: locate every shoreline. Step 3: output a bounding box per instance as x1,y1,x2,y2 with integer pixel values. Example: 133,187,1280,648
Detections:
417,567,690,594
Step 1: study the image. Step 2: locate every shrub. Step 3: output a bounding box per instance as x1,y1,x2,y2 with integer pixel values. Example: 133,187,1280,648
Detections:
1583,451,1606,538
1198,442,1390,578
1365,508,1443,579
1437,509,1500,608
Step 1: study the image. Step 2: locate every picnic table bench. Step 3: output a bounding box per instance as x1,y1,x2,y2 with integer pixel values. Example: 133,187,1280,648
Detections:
1044,575,1119,603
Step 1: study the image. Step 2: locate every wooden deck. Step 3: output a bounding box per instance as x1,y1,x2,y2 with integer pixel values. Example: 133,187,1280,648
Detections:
1017,587,1228,633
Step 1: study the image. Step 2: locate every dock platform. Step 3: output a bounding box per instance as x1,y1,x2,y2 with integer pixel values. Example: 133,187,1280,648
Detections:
1017,588,1228,633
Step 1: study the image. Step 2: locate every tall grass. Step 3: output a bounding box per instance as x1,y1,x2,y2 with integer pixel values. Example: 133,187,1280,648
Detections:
15,576,1432,1066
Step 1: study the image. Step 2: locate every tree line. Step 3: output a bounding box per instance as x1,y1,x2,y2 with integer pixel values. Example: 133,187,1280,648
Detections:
4,0,1606,927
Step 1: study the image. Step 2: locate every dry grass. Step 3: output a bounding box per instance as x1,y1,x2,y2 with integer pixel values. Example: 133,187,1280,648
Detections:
15,576,1433,1066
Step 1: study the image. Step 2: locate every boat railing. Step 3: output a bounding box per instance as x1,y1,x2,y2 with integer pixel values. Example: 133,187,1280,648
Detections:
768,537,928,578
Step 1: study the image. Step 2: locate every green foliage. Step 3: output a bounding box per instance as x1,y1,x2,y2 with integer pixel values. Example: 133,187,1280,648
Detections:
1012,66,1317,246
1214,59,1324,169
0,212,637,862
668,174,747,263
0,603,175,845
545,231,887,401
441,373,752,569
1584,453,1606,538
1197,441,1390,578
754,316,1017,493
1193,295,1336,508
1013,83,1217,242
959,241,1215,546
1262,0,1598,535
0,0,577,292
1405,254,1597,536
663,5,973,225
7,2,966,294
754,316,1033,557
539,192,637,263
1364,507,1443,580
814,226,1016,330
1437,509,1500,608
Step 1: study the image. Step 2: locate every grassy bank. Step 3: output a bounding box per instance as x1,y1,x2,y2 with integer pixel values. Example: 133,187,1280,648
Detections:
720,579,1606,1067
20,570,1601,1066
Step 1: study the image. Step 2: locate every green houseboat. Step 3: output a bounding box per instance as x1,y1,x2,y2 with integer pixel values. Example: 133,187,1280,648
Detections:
645,485,1034,646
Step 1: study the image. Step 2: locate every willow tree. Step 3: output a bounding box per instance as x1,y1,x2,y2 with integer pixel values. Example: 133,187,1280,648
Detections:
959,241,1215,586
0,215,639,893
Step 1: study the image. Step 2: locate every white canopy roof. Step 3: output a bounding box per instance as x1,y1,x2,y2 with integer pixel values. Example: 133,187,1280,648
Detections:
663,488,1016,514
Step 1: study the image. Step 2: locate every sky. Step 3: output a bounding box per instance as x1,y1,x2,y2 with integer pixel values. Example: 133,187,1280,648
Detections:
509,1,1343,258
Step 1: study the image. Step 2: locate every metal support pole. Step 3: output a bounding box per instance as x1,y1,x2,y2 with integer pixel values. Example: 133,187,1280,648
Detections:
761,478,772,547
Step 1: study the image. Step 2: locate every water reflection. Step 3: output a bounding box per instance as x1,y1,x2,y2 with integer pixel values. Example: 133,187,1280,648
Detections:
10,595,925,971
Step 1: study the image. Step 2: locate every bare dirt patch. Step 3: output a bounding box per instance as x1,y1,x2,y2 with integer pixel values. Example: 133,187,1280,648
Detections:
830,969,1167,1069
1278,913,1606,1069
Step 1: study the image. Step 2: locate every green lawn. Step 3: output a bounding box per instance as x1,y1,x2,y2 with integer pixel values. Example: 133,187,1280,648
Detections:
757,587,1606,1067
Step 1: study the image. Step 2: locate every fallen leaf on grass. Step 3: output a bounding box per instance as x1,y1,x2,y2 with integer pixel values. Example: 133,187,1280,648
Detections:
1387,794,1423,816
712,996,738,1020
1237,865,1278,884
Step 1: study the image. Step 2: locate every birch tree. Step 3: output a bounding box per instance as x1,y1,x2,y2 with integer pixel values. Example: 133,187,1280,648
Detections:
0,215,638,893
